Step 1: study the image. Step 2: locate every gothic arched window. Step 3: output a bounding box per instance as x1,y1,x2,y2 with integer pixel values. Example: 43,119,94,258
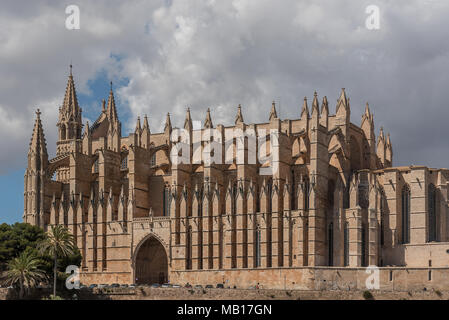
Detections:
428,184,437,242
401,185,411,244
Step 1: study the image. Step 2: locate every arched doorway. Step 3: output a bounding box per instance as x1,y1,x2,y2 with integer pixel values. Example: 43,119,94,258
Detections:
134,236,168,285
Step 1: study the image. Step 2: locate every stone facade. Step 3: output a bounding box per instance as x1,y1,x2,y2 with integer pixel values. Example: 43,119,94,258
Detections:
24,68,449,286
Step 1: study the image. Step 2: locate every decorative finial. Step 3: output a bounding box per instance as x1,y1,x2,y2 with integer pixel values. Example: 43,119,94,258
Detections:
69,64,72,76
110,81,113,91
314,91,317,97
36,108,41,117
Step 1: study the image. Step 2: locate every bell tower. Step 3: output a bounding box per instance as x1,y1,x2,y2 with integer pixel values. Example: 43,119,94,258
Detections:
56,65,83,156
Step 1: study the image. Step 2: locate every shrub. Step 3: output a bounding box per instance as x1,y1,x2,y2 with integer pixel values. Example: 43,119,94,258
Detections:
43,294,63,300
362,290,374,300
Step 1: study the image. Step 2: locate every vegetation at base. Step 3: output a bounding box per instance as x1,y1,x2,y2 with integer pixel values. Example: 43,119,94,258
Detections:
0,222,81,299
38,225,77,297
4,250,47,299
362,290,374,300
42,294,64,300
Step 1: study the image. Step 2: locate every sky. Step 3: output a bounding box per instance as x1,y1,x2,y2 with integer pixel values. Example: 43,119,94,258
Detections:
1,0,449,224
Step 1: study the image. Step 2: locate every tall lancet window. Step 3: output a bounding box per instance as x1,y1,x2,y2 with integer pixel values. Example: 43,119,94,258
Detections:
163,187,170,216
428,184,437,242
291,170,297,210
267,179,273,213
121,155,128,170
186,226,192,270
401,185,411,244
328,222,334,266
255,225,261,268
303,177,310,210
232,182,237,215
93,159,99,173
344,222,349,266
380,188,385,246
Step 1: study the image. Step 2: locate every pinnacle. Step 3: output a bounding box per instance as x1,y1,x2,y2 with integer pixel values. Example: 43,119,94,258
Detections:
269,101,277,121
301,96,309,118
29,108,48,156
235,104,244,124
106,82,118,121
184,107,192,130
312,92,320,114
143,114,149,130
164,112,172,132
204,108,213,128
62,66,80,117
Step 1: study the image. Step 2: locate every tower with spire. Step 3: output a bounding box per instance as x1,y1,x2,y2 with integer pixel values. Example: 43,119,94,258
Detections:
24,109,49,227
56,65,83,156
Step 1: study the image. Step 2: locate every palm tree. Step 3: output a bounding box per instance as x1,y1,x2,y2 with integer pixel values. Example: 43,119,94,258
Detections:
5,250,46,299
38,225,76,297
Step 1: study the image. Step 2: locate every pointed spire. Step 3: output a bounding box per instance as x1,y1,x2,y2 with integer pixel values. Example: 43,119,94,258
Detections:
61,65,80,117
106,81,118,121
204,108,213,128
164,112,172,133
365,102,370,116
269,101,278,121
84,120,90,136
28,109,48,157
386,133,391,146
321,96,329,115
235,104,244,124
101,99,106,113
184,107,193,130
336,88,348,113
361,102,374,129
377,126,385,146
143,114,150,130
301,97,309,119
135,116,141,133
311,91,319,115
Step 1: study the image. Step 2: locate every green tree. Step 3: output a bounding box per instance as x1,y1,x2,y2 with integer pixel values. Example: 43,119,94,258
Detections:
0,223,46,270
38,225,76,297
5,249,47,299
